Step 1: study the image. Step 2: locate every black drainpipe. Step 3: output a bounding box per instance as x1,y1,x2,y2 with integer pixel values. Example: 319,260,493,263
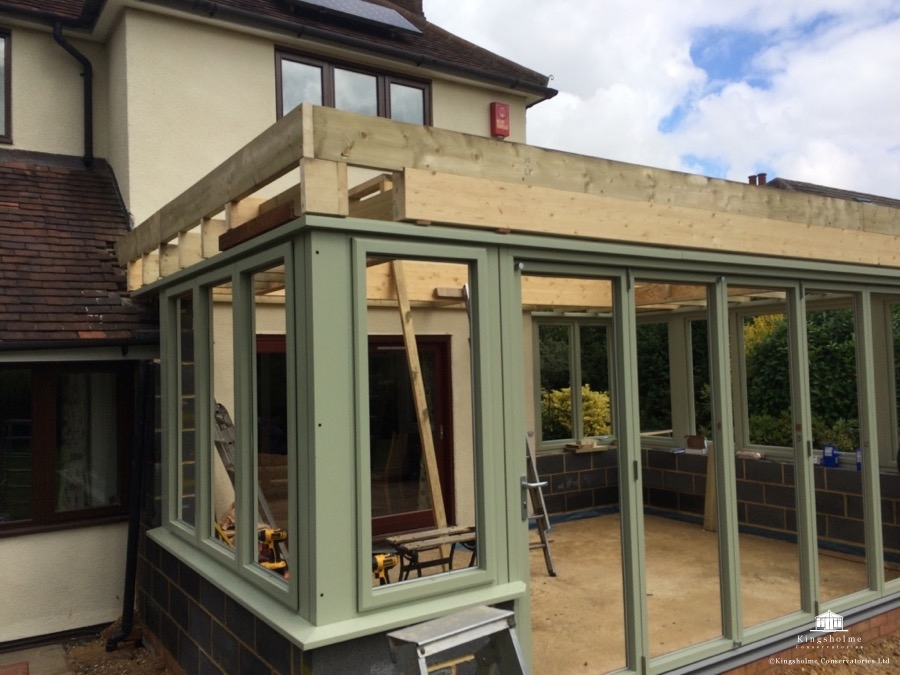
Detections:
52,23,94,167
106,360,152,652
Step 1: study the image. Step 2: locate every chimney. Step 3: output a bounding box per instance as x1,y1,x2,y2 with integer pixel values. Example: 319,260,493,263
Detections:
757,172,767,185
391,0,424,16
748,175,758,186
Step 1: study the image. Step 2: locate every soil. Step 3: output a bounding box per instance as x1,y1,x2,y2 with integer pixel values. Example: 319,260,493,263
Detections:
63,620,171,674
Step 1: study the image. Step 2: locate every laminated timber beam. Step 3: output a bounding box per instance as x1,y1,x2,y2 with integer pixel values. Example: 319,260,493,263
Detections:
118,104,900,292
392,168,900,269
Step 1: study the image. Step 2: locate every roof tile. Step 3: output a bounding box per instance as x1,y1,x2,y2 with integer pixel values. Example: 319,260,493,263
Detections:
0,151,158,347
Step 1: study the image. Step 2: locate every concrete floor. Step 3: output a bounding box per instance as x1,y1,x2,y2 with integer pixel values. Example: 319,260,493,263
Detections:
529,513,874,674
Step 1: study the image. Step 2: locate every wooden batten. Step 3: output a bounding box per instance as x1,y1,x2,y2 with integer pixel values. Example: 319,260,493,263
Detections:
178,230,203,269
227,197,264,230
127,258,143,292
142,250,160,286
201,218,227,258
159,242,180,277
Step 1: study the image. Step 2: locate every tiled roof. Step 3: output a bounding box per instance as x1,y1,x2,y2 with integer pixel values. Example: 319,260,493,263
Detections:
767,178,900,210
0,0,555,100
0,151,158,347
0,0,103,27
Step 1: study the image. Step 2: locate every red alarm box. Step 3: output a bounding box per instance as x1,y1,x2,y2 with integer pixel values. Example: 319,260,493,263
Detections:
490,102,510,138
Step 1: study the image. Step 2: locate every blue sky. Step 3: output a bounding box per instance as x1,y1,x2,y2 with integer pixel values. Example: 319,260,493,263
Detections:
425,0,900,199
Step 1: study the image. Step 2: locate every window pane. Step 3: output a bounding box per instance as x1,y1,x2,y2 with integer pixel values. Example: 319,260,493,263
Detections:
579,324,612,437
335,68,377,116
210,279,238,554
178,293,196,526
55,372,119,512
807,299,867,603
538,324,573,442
252,263,290,579
389,82,424,123
281,59,322,115
734,288,803,628
743,311,790,446
366,257,477,585
0,369,32,522
636,322,672,436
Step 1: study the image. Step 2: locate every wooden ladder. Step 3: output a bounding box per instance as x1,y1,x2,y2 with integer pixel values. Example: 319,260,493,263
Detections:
387,606,526,675
524,432,556,576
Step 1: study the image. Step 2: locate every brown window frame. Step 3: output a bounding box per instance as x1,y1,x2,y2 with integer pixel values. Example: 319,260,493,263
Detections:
0,28,10,143
0,363,134,536
275,49,432,124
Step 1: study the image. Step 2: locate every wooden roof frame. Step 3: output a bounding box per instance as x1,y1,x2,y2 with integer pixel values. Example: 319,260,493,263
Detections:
117,103,900,295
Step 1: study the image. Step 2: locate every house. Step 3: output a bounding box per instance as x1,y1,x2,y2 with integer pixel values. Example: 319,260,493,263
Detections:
4,1,900,674
0,0,553,656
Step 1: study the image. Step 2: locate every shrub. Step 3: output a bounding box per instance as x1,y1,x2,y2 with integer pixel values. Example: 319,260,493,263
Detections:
541,384,611,438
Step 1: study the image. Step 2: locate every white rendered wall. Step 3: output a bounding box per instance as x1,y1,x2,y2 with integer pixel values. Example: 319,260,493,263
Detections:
117,10,275,225
8,26,109,158
0,523,127,641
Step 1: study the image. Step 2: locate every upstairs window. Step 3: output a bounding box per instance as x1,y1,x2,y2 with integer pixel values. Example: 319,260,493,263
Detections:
277,50,430,124
1,30,9,143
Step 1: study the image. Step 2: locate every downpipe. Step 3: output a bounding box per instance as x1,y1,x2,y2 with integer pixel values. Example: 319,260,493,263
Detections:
52,23,94,167
106,360,152,651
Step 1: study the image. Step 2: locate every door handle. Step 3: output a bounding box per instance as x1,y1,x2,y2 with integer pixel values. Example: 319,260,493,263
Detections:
520,474,547,520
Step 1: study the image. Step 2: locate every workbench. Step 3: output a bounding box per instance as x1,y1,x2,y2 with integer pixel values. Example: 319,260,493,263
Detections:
385,525,477,580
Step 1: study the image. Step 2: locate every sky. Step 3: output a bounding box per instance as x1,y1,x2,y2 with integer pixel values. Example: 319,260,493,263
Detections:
424,0,900,199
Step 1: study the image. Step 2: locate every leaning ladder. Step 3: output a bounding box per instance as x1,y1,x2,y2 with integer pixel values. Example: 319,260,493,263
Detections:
213,402,287,563
525,431,556,576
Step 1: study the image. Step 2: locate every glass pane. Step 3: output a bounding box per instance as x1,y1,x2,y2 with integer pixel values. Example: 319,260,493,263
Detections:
637,282,722,657
744,310,791,447
252,263,290,579
539,324,573,443
366,257,477,585
734,288,803,628
55,372,119,511
335,68,377,116
210,279,237,553
885,303,900,582
281,59,322,115
636,322,672,437
522,273,626,673
178,293,196,526
579,324,612,438
0,369,32,523
807,299,867,602
692,320,712,436
390,82,424,123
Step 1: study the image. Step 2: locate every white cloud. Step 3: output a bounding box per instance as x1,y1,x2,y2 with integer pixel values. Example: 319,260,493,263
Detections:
424,0,900,198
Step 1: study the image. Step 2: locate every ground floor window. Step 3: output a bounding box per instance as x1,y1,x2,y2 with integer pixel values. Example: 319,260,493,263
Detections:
0,363,132,530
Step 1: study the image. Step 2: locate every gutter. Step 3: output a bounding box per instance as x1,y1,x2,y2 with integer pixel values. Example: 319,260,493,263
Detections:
52,23,94,167
138,0,558,104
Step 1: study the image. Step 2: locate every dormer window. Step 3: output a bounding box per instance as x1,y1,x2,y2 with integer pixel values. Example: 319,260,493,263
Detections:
277,49,430,125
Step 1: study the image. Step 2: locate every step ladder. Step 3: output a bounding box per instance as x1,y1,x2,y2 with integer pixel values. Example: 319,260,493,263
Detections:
387,606,526,675
213,402,288,564
524,432,556,576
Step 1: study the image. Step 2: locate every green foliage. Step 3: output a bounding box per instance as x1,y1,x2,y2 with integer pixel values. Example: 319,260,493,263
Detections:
541,384,611,439
636,323,672,431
